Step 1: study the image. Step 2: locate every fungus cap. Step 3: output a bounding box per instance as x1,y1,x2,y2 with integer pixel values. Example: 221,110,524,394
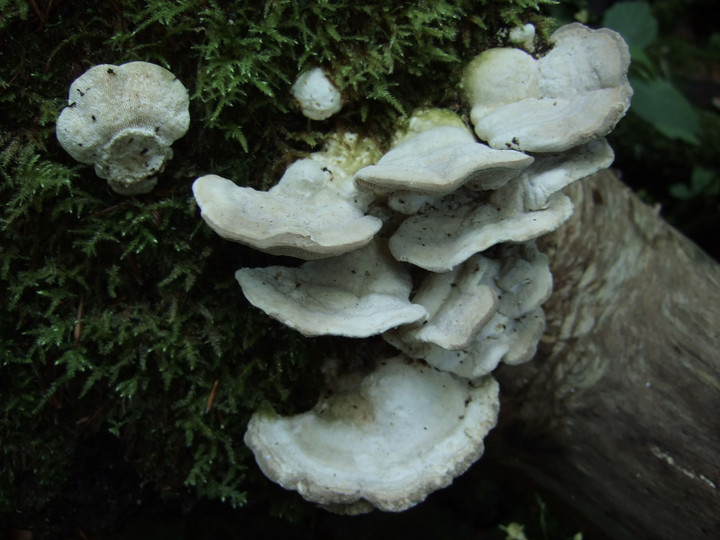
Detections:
462,48,541,122
385,243,551,379
518,139,615,211
244,357,499,512
291,67,343,120
295,132,381,212
464,23,632,152
389,182,572,272
389,308,546,380
354,125,532,195
192,160,382,259
400,256,500,351
56,61,189,194
386,137,608,272
494,242,553,319
235,240,427,338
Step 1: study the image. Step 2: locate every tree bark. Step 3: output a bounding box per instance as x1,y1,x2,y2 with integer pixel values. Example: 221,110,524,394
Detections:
493,169,720,539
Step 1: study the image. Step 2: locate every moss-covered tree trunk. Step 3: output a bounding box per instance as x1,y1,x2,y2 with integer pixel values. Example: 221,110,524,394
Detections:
493,169,720,540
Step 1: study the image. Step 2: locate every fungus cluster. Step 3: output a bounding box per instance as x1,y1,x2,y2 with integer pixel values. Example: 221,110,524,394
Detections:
463,23,632,153
190,23,631,512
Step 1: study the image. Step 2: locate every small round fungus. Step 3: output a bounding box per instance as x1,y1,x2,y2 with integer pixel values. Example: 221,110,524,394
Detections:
291,67,343,121
56,61,190,195
508,23,536,51
244,357,499,512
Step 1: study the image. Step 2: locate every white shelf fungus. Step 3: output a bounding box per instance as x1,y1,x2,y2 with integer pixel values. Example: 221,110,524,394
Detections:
463,23,632,152
56,61,190,195
354,124,533,195
385,243,551,379
518,139,615,211
291,67,343,120
192,160,382,259
306,132,382,211
235,240,427,338
399,257,500,351
388,309,546,381
388,181,573,272
189,23,634,513
244,357,499,513
494,243,553,319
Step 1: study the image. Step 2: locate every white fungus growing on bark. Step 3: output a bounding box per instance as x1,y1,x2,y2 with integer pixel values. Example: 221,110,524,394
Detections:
190,22,634,514
463,23,632,152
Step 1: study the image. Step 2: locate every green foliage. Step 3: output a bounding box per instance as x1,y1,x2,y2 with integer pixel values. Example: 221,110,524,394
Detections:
0,132,320,524
1,0,553,534
669,166,720,200
580,0,720,256
602,1,701,145
602,0,656,50
0,0,30,30
0,133,320,524
499,496,583,540
628,76,701,145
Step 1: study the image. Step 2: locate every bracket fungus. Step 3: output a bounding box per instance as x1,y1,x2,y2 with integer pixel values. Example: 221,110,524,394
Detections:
397,256,500,351
385,242,551,380
463,23,632,152
388,180,573,272
235,240,427,337
291,67,343,121
384,132,614,272
192,159,381,259
354,124,532,196
519,138,615,211
189,22,633,514
56,61,190,195
244,357,499,513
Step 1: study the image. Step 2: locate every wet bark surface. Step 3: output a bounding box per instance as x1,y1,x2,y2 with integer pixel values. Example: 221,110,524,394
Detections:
494,169,720,539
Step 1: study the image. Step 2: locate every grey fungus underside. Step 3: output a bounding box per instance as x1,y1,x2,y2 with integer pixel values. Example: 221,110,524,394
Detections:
244,357,500,513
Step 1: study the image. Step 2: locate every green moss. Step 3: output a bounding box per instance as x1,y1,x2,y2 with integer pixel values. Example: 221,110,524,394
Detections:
0,0,551,532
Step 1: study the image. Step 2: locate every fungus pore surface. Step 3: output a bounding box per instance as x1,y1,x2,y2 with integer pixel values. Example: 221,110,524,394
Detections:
56,61,189,195
244,357,499,513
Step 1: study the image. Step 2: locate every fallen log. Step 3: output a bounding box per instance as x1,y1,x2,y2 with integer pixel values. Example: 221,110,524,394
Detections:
494,169,720,540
